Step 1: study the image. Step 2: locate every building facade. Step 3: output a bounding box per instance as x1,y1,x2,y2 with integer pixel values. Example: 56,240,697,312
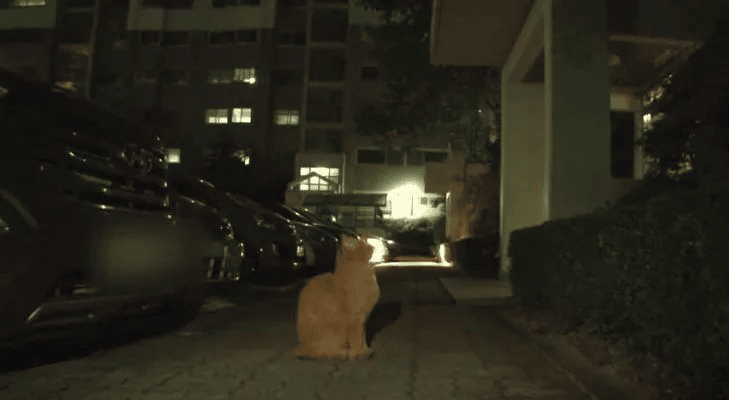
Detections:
429,0,720,281
0,0,454,214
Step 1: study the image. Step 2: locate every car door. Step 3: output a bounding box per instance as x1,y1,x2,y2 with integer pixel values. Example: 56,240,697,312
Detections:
0,188,46,341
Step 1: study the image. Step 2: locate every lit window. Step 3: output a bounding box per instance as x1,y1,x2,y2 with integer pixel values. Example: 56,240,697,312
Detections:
166,148,181,164
274,110,299,125
298,167,339,192
232,108,252,123
206,108,229,124
233,68,256,84
208,69,233,84
10,0,45,6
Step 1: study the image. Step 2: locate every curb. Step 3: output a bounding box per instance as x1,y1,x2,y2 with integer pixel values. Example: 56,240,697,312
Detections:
493,305,647,400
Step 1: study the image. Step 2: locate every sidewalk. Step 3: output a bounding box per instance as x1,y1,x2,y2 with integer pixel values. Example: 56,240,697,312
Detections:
0,273,655,400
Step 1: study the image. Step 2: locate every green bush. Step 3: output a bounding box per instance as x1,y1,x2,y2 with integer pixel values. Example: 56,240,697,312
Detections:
509,189,729,397
385,217,435,246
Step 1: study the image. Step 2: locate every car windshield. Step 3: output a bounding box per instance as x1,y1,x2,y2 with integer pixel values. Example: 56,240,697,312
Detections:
272,204,312,224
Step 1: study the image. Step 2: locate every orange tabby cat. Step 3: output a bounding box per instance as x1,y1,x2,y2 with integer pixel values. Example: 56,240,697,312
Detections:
294,234,380,361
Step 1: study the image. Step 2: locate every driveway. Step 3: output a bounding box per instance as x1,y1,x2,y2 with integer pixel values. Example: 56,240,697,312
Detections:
0,265,635,400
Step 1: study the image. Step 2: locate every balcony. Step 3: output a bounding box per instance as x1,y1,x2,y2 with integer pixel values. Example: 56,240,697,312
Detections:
306,106,342,123
309,48,345,82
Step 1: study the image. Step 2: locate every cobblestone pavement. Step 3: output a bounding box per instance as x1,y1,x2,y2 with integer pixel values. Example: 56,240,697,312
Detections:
0,267,595,400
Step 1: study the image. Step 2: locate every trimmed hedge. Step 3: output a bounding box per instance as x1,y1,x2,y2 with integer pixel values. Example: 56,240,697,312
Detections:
509,189,729,397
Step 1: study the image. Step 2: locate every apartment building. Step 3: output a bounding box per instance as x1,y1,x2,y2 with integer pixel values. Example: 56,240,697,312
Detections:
0,0,455,218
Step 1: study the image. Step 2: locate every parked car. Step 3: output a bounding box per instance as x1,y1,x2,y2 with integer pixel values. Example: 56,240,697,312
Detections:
0,69,208,346
172,180,306,283
223,194,306,283
266,203,339,276
273,204,390,263
277,204,360,239
169,177,251,282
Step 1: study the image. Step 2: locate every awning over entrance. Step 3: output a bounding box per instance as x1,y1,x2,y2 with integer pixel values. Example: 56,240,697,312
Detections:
302,194,388,207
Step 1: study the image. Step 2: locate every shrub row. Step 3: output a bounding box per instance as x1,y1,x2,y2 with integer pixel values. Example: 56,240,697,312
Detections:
509,188,729,397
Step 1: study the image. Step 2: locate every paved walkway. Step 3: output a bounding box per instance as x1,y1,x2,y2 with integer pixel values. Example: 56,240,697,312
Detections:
0,269,597,400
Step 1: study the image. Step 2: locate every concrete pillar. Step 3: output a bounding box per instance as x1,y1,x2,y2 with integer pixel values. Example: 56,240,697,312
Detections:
544,0,612,220
499,84,547,281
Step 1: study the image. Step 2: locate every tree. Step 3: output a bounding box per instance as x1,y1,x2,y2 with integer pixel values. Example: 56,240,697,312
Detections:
637,9,729,196
354,0,501,169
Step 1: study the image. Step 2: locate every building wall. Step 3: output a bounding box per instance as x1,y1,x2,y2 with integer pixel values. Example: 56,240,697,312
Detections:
0,31,54,82
499,83,547,275
497,0,644,282
0,0,58,29
126,0,277,31
0,0,453,203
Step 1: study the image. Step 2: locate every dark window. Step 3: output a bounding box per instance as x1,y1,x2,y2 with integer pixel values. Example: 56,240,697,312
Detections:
424,151,448,163
212,0,236,6
275,70,301,85
309,49,345,82
236,29,257,43
278,31,305,45
134,69,158,82
209,31,235,45
113,32,129,49
611,111,635,178
58,13,93,44
280,0,306,5
142,0,194,9
65,0,95,7
312,0,348,4
406,149,424,166
142,0,165,6
311,8,348,42
307,107,342,122
166,0,194,8
162,31,189,46
357,149,386,164
239,0,260,4
387,149,404,166
305,129,343,153
139,30,161,45
360,66,379,81
293,32,306,45
100,74,122,85
160,70,189,85
0,29,43,43
53,67,87,82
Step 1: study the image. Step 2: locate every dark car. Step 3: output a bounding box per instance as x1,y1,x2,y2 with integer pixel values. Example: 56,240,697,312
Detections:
223,194,306,283
0,69,208,345
266,203,339,276
169,179,306,283
169,177,250,282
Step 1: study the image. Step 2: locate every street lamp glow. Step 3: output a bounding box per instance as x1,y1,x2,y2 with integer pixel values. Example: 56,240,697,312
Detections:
387,183,424,219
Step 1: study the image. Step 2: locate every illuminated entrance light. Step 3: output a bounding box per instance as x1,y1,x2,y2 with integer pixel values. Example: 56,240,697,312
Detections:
386,183,425,219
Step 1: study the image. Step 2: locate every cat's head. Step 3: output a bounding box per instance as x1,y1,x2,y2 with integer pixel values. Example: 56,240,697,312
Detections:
338,234,374,263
